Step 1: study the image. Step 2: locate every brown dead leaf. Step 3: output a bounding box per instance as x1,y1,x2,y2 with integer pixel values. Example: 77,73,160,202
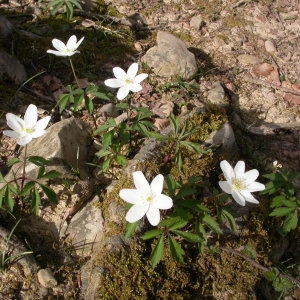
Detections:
81,19,96,28
252,63,274,77
154,118,170,131
152,99,174,118
284,93,300,105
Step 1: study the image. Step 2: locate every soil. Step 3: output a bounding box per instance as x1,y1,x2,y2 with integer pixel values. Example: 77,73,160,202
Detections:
0,0,299,299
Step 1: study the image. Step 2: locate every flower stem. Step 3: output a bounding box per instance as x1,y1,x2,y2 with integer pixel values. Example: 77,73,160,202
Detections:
21,145,27,190
69,57,80,88
127,98,132,151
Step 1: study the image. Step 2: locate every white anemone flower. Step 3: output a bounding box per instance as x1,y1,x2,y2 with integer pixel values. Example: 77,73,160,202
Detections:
104,63,148,100
47,35,84,57
3,104,51,146
119,171,173,226
219,160,265,206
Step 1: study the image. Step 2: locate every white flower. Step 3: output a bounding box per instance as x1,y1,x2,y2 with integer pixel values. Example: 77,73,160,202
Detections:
46,35,84,57
219,160,265,206
119,171,173,226
104,63,148,100
3,104,51,146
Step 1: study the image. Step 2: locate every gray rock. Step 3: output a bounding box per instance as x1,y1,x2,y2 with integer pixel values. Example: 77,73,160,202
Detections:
99,103,119,117
0,16,14,37
141,31,197,79
37,269,57,288
190,15,204,30
61,195,104,256
207,81,227,106
8,117,91,181
0,51,27,84
237,54,262,65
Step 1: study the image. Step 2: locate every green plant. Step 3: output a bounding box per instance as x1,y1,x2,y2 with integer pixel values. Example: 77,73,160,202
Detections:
261,170,300,234
47,0,83,20
0,219,33,271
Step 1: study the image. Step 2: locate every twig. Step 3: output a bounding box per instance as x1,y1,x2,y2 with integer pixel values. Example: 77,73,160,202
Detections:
244,75,300,96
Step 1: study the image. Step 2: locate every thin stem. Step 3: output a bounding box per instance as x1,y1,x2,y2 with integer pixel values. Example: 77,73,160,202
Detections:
69,57,80,88
21,145,27,189
127,98,132,151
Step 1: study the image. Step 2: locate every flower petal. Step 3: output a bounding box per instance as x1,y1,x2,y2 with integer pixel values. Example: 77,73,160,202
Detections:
243,169,259,184
17,134,32,146
46,50,68,57
133,171,150,193
154,194,173,209
129,83,142,93
3,130,22,139
51,39,67,52
31,129,46,138
67,35,77,49
34,116,51,132
150,174,164,196
240,190,259,204
6,113,24,132
126,204,148,223
218,181,233,194
231,190,246,206
104,78,123,88
134,73,148,84
24,104,37,128
247,182,265,192
76,36,85,48
220,160,234,182
127,63,138,78
146,205,160,226
119,189,141,204
117,85,130,100
234,161,245,178
113,67,126,80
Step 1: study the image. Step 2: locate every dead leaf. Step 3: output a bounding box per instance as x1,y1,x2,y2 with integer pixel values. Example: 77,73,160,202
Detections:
154,118,170,131
284,93,300,105
152,99,174,118
252,63,274,77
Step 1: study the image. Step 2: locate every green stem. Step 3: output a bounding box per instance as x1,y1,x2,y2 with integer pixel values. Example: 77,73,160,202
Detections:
21,145,27,190
69,57,80,88
127,98,132,151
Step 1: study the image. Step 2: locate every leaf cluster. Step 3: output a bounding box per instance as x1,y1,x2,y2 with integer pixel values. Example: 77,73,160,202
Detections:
47,0,82,20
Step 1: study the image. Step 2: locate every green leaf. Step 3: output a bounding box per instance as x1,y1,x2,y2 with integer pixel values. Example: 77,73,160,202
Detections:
169,235,185,263
172,230,202,243
167,219,189,230
85,95,94,115
180,141,207,154
96,149,112,159
58,94,70,113
150,235,164,268
159,216,185,228
20,181,35,197
7,158,21,167
39,184,57,202
32,187,41,215
38,170,61,180
202,214,222,234
27,156,48,166
37,166,45,179
0,188,4,208
263,268,278,281
141,229,163,240
0,172,6,183
5,186,14,211
221,209,238,234
270,195,297,208
269,207,296,217
283,210,298,233
115,155,128,166
125,220,140,239
102,157,113,173
102,131,114,150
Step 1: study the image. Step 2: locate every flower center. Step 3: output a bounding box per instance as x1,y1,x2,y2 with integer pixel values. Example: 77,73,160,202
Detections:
125,78,133,84
25,127,35,134
232,178,246,191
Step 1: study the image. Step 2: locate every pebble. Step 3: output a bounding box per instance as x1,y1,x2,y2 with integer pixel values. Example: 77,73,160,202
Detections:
237,54,262,65
190,15,204,30
265,40,276,53
207,81,227,106
37,269,58,288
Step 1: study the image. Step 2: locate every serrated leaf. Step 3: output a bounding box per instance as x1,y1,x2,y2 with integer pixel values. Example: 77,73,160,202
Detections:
32,188,41,215
27,156,48,166
269,207,296,217
38,170,61,180
102,157,113,173
283,210,298,233
263,268,278,281
150,235,164,268
125,220,140,239
0,172,6,183
58,93,70,113
159,216,184,228
141,229,163,240
102,131,114,150
115,155,127,166
221,209,238,234
85,95,94,115
172,230,202,243
169,235,185,263
39,184,57,202
7,158,21,167
20,181,35,197
271,195,297,208
168,219,189,230
202,214,222,234
5,186,14,211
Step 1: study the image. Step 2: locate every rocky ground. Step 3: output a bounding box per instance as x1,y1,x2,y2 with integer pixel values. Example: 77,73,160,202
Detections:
0,0,300,299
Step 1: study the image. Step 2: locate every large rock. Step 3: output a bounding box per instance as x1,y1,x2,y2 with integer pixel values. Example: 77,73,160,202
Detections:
141,31,197,79
8,117,91,181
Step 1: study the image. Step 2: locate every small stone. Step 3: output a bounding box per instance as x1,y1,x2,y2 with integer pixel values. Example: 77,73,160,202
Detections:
190,15,204,30
265,40,276,53
237,54,262,65
0,16,14,37
99,103,119,117
207,81,226,106
37,269,57,288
